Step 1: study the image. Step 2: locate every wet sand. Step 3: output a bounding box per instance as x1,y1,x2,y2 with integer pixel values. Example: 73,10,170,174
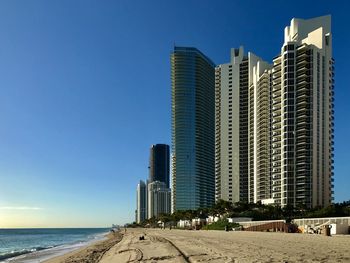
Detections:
44,231,122,263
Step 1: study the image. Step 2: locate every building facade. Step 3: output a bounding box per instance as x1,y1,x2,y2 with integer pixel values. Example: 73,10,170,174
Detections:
171,46,216,211
149,144,170,188
148,181,171,219
270,15,334,208
136,180,147,223
215,15,334,208
215,47,272,204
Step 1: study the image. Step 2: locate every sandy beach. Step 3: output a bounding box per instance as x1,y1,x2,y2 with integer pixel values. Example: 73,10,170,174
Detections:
43,231,122,263
45,228,350,263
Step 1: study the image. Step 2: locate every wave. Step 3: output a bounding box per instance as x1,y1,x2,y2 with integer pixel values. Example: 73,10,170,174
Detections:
0,246,53,261
0,230,109,262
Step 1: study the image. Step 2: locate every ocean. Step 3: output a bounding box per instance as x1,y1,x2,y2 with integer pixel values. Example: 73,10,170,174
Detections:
0,228,109,262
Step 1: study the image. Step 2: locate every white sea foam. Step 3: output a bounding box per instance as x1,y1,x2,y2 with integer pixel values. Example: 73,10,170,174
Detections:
3,232,108,263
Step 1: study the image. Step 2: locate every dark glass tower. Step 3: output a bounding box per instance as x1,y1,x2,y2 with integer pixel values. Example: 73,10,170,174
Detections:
171,47,215,211
149,144,170,188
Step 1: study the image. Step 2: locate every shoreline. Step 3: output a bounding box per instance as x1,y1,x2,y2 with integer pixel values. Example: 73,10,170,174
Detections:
0,228,111,263
43,231,123,263
3,231,119,263
6,228,350,262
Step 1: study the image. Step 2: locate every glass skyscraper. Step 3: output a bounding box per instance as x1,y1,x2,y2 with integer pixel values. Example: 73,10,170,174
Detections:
149,144,170,188
171,47,215,211
136,180,147,223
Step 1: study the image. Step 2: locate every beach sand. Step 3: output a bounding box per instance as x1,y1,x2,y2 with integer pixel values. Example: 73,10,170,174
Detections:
46,228,350,262
44,231,122,263
100,228,350,263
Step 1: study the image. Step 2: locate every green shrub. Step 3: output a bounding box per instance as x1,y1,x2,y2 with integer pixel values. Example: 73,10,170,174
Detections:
203,219,240,230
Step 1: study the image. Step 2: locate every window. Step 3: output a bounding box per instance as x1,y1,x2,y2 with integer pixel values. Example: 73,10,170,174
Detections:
287,44,294,50
285,86,294,92
325,35,329,46
287,60,294,67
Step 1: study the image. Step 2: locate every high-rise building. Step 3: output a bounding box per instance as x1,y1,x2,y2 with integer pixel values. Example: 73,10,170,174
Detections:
171,46,216,211
254,62,273,204
147,181,171,219
136,180,147,223
135,145,170,222
215,15,334,208
215,47,272,204
149,144,170,188
270,15,334,208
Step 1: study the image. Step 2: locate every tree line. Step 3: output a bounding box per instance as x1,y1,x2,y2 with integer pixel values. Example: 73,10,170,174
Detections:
128,200,350,227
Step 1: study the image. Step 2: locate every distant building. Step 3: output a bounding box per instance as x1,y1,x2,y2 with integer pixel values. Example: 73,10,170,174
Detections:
147,181,171,219
171,46,216,211
149,144,170,188
136,180,147,223
135,144,170,222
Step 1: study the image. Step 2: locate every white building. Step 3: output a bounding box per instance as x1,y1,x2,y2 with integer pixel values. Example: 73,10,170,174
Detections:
271,15,333,208
147,181,171,219
177,219,191,228
215,15,334,208
215,46,272,204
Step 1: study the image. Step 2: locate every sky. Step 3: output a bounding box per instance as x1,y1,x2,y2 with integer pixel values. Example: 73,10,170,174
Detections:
0,0,349,228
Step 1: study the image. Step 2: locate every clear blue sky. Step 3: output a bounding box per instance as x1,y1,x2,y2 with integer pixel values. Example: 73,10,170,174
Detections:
0,0,349,227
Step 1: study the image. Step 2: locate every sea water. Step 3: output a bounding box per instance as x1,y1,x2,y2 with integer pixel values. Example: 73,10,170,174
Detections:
0,228,109,262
